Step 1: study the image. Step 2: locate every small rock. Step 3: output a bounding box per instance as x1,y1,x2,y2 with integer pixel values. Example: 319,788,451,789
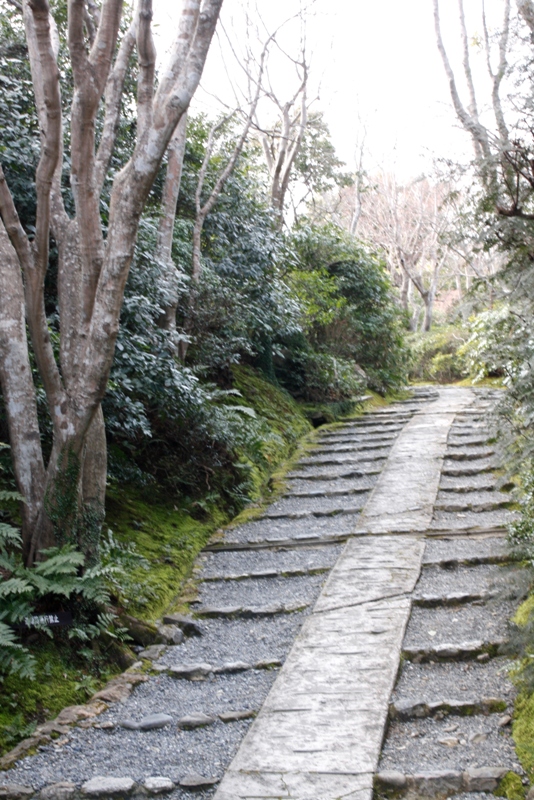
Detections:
410,771,463,794
477,652,490,662
93,684,132,703
120,714,173,731
178,774,218,790
168,663,213,681
177,713,216,730
143,777,174,795
39,783,76,800
139,645,167,661
81,777,136,797
156,625,184,645
0,785,34,800
94,722,114,730
469,731,489,744
218,709,256,723
499,714,512,727
213,662,251,674
438,737,459,747
161,614,203,637
462,766,507,792
375,772,406,789
526,786,534,800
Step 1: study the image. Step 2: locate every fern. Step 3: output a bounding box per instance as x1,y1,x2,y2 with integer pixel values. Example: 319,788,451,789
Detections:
0,622,36,680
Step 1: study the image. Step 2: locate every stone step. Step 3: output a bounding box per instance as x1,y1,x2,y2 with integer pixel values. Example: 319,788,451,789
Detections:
313,440,395,453
442,460,496,476
439,474,499,492
431,509,517,531
200,566,330,582
404,602,513,654
377,715,519,795
196,572,325,609
287,463,383,480
198,544,342,580
414,563,510,600
413,592,494,607
285,477,374,497
391,658,515,713
193,602,309,619
262,493,368,519
434,491,513,513
403,639,506,662
317,432,398,444
389,696,507,720
214,514,356,546
375,767,511,798
154,613,308,669
444,448,496,462
297,450,389,465
447,436,491,446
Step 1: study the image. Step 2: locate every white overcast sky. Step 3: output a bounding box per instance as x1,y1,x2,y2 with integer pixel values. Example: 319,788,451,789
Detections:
153,0,507,180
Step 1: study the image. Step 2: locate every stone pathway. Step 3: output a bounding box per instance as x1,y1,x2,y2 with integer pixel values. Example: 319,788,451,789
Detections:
0,386,523,800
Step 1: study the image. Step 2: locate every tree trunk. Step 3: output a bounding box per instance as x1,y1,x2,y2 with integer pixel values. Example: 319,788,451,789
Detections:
157,112,188,333
0,222,46,558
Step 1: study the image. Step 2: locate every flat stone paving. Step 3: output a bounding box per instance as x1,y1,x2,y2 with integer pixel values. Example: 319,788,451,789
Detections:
1,386,524,800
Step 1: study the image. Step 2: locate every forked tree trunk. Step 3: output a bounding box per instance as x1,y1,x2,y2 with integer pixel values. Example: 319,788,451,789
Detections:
0,0,224,565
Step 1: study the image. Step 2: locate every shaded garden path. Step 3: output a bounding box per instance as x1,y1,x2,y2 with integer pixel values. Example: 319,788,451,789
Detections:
0,387,521,800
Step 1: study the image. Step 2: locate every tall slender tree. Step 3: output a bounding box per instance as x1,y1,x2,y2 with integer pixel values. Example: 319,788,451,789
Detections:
0,0,223,563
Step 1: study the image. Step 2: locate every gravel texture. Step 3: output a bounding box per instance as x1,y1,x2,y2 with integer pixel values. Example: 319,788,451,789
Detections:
392,658,515,707
220,514,356,544
448,436,491,447
3,670,281,793
316,432,399,444
262,493,368,518
413,564,511,599
444,447,496,461
434,491,513,513
197,544,343,579
439,474,500,492
287,462,384,480
195,573,326,608
285,476,376,496
298,448,391,465
404,601,515,649
379,714,520,774
441,459,498,476
431,509,517,531
158,612,309,667
423,537,510,565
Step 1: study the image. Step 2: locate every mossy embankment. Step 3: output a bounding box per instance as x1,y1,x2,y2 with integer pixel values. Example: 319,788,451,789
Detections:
0,367,382,757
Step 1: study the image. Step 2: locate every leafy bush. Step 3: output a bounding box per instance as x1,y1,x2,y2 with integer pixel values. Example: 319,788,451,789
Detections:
408,326,468,383
460,305,518,384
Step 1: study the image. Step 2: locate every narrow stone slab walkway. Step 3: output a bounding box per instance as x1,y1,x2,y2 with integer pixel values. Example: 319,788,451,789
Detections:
0,387,521,800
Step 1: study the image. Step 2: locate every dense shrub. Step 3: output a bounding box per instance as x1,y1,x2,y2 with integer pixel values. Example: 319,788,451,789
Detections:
408,326,469,383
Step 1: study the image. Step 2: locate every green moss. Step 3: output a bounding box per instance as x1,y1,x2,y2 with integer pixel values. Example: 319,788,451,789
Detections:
514,596,534,627
0,640,118,757
495,771,525,800
105,486,226,622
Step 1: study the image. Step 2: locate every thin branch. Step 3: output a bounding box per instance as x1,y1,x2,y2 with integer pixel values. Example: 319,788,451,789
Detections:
136,0,156,140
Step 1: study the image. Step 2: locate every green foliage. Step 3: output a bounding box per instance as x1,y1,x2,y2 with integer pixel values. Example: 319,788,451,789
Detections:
283,223,409,395
0,513,121,681
408,326,469,383
460,305,518,384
